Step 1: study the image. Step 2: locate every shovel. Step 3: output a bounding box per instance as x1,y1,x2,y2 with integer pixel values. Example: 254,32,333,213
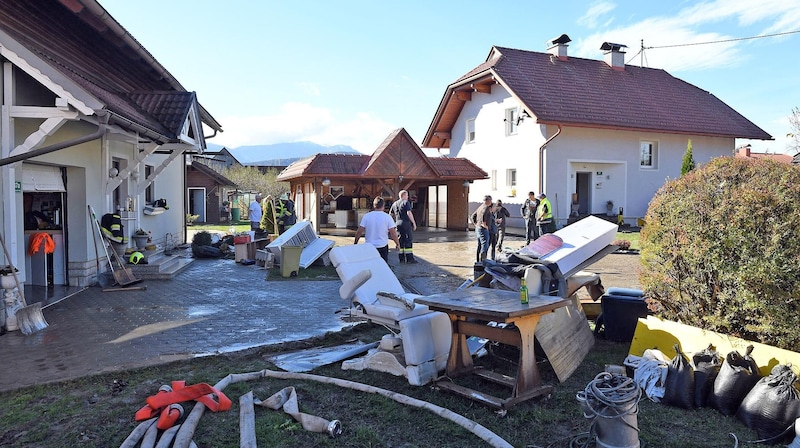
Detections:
0,231,49,335
88,205,142,287
107,243,143,286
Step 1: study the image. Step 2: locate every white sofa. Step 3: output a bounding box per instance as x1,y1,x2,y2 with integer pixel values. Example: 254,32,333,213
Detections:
330,244,451,385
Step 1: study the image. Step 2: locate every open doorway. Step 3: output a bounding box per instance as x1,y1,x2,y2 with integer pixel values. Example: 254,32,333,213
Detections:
576,172,591,215
187,187,206,223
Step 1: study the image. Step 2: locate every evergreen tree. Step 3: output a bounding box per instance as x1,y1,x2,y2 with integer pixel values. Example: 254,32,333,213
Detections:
680,139,695,175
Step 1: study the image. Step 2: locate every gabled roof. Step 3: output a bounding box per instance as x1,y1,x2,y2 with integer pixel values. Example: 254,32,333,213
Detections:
0,0,222,142
190,160,237,187
363,128,440,179
424,45,772,148
277,128,486,182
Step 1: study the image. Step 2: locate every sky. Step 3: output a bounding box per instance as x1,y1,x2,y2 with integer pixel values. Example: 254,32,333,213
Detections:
102,0,800,156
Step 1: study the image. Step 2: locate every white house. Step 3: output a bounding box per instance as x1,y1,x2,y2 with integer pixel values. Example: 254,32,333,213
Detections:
422,35,772,228
0,0,222,290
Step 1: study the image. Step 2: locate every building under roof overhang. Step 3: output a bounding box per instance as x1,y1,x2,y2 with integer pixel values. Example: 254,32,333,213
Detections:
277,128,487,233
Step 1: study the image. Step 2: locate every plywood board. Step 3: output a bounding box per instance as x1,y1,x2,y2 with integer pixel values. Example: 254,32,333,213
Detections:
629,316,800,377
535,296,595,383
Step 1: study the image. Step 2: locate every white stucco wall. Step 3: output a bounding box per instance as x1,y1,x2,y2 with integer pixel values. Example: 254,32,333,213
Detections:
445,84,735,229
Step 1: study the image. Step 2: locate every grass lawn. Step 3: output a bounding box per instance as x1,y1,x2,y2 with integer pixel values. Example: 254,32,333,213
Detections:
0,322,759,447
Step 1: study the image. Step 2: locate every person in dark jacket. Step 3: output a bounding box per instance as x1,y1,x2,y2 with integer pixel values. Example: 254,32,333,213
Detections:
494,199,511,253
520,191,540,245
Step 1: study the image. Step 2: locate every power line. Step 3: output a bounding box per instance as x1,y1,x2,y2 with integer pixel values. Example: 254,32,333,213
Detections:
647,29,800,50
628,29,800,66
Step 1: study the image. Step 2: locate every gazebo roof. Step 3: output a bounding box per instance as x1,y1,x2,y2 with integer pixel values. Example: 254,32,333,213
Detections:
277,128,486,182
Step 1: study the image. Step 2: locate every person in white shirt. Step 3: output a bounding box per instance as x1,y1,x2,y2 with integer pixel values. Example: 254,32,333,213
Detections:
249,194,262,231
354,197,400,263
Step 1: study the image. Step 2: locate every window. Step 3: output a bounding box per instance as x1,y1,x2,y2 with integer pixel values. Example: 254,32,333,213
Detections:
505,108,518,135
491,170,497,191
640,141,658,169
466,119,475,143
145,165,154,203
506,169,516,187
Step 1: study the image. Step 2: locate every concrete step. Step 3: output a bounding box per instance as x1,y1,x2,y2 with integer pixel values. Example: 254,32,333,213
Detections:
127,250,194,280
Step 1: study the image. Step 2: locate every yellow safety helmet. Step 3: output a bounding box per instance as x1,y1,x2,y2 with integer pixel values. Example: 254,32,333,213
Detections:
129,251,144,265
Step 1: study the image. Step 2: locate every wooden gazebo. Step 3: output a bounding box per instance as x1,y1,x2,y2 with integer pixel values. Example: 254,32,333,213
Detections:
276,128,487,234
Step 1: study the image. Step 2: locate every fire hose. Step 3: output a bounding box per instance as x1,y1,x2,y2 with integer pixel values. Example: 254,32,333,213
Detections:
160,368,513,448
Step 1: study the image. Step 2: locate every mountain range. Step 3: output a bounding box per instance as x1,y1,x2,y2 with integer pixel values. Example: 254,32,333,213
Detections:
206,142,361,166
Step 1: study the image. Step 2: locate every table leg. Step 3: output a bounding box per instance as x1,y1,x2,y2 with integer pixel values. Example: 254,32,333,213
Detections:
513,315,543,396
446,314,473,376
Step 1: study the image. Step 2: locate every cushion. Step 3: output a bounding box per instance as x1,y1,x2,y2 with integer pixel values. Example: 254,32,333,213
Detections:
330,244,430,321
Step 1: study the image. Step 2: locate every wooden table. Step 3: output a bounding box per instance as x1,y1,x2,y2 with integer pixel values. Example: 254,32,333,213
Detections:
416,288,568,410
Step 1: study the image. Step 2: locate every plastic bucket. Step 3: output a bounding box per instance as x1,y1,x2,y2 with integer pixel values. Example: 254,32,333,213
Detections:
231,207,241,222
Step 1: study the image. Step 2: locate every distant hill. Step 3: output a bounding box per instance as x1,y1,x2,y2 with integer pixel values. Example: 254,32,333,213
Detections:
206,142,361,166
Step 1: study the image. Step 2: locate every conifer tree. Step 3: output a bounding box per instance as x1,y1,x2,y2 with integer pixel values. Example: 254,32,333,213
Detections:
680,139,695,175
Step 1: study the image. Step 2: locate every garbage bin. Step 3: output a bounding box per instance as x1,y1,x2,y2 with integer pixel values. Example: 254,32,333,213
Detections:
280,246,302,278
231,207,241,223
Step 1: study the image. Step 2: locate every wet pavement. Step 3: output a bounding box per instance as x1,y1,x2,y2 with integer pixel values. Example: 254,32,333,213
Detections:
0,227,639,392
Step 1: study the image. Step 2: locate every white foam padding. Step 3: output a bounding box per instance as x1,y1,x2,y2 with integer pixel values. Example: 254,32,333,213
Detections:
399,312,451,370
543,216,618,275
330,244,430,321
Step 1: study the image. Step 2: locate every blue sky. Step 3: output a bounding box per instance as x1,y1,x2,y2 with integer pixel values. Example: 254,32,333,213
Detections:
102,0,800,155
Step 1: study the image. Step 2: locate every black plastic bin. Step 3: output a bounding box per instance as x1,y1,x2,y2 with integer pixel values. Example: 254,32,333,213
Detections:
596,288,649,342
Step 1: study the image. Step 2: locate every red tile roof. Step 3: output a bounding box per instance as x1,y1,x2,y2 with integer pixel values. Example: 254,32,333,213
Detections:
0,0,221,140
424,45,772,148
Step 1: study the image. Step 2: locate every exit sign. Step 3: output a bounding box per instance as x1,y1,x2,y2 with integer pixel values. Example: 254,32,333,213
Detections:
14,181,21,192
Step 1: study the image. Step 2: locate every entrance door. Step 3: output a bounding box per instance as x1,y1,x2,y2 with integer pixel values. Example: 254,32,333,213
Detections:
188,188,207,223
576,172,591,215
427,185,447,228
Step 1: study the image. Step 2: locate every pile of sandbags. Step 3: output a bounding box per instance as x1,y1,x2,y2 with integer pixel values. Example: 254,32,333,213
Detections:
628,344,800,443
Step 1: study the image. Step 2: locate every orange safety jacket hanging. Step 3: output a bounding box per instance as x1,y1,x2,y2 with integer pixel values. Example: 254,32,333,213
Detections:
28,233,55,255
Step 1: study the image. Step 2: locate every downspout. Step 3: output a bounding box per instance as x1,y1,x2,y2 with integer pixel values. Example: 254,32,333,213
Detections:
538,124,562,193
0,113,108,167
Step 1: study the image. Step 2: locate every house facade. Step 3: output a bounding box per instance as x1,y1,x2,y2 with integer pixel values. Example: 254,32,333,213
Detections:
423,36,772,229
0,0,221,287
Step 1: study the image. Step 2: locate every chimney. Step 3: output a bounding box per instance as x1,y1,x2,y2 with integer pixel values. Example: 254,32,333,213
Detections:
600,42,627,70
737,144,752,158
546,34,571,60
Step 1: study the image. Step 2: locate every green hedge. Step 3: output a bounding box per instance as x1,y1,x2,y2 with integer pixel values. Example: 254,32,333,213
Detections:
640,157,800,350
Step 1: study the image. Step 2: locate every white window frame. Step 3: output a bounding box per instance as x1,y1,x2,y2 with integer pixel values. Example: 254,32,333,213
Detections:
466,118,475,143
640,141,658,169
144,164,155,203
506,168,516,187
505,108,518,136
491,170,497,191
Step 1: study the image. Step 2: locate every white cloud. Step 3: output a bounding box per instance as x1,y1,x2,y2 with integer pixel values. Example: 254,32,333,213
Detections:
213,102,396,154
572,0,800,72
577,1,616,29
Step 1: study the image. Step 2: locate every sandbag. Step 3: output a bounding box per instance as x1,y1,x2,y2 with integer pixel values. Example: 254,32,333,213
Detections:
692,344,722,408
735,364,800,443
663,343,695,409
708,345,760,416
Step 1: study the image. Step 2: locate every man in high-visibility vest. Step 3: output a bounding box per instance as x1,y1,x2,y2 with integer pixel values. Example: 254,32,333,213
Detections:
536,193,556,236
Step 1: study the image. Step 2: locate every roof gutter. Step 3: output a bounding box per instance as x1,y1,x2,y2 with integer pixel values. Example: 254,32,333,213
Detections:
0,113,108,167
538,124,562,193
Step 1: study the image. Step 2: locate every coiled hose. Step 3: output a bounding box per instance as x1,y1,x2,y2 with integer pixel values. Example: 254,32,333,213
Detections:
572,372,642,448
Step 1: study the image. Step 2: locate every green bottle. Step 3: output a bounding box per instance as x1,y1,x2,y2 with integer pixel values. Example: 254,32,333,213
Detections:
520,277,529,304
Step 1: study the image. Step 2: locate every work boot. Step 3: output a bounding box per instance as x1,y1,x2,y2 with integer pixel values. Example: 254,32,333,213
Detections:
406,257,418,264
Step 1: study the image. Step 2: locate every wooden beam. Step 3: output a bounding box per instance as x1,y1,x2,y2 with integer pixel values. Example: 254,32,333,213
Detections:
471,83,491,94
453,90,472,101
